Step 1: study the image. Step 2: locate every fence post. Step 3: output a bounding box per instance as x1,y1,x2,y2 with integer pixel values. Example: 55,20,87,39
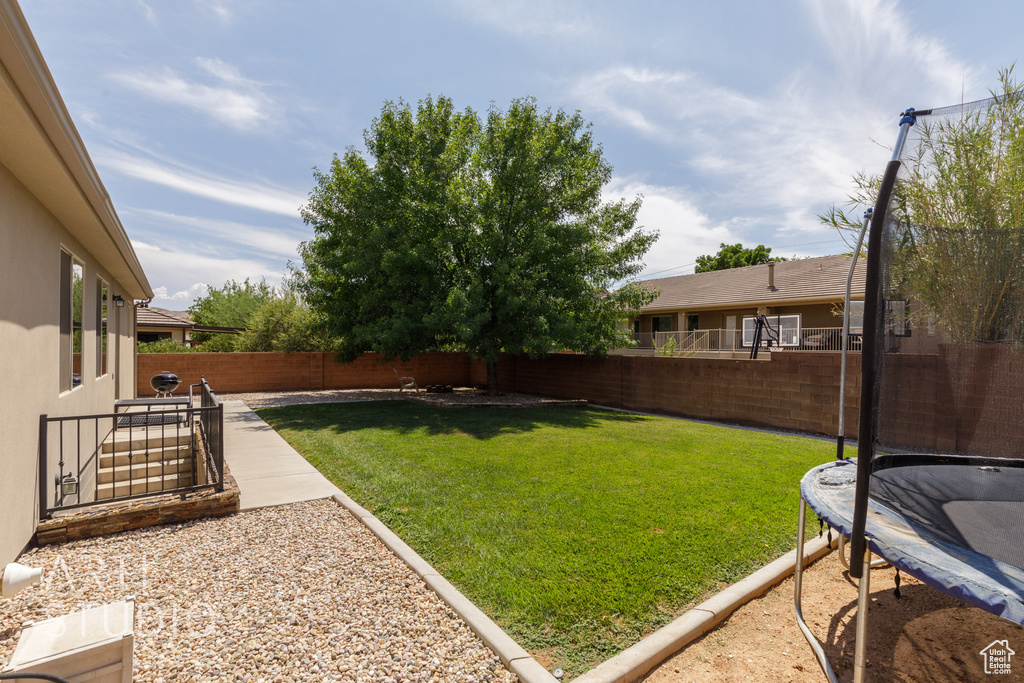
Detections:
216,402,224,492
38,414,48,519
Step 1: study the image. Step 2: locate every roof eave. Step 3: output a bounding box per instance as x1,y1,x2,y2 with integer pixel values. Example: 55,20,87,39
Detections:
641,293,864,314
0,4,152,299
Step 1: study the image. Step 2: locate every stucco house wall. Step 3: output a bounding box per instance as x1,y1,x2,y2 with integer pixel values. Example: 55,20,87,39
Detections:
0,4,151,565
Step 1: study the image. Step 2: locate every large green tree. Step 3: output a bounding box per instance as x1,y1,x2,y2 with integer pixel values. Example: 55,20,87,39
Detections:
822,68,1024,343
299,96,657,392
188,278,276,347
694,243,786,273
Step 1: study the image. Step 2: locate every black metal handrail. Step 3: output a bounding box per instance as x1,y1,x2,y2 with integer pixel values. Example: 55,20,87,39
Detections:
38,383,224,518
191,376,224,493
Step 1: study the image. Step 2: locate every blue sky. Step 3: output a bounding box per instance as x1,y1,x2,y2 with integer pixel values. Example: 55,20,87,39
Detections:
20,0,1024,309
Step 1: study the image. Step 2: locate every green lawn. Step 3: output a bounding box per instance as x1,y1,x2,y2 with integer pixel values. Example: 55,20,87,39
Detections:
257,402,839,676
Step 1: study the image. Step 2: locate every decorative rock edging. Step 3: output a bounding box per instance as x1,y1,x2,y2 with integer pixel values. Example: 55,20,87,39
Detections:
571,533,838,683
329,491,559,683
35,467,240,546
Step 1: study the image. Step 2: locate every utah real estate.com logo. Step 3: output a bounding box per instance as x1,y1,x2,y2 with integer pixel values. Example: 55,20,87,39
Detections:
980,640,1015,675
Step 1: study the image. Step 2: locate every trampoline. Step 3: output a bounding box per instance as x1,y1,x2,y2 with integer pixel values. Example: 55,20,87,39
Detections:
794,93,1024,682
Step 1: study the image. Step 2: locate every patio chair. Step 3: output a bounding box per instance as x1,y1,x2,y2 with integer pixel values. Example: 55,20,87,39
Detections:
394,368,420,393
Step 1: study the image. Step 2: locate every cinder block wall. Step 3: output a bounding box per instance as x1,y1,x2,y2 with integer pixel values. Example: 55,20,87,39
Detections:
487,352,861,437
136,346,1020,452
138,350,864,437
137,352,474,395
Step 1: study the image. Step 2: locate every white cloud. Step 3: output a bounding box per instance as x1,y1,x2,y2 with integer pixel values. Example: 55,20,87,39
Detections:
802,0,976,98
605,179,736,279
447,0,595,37
112,58,271,131
129,209,308,260
198,0,232,23
134,241,284,308
570,0,985,251
94,149,306,217
151,282,209,302
135,0,156,24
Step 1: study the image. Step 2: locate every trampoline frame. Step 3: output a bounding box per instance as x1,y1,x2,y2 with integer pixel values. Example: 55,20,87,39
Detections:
795,101,1024,681
794,110,918,683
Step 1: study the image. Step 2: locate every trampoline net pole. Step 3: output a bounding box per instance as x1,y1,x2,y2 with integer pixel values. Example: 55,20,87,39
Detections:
837,208,872,460
850,158,902,577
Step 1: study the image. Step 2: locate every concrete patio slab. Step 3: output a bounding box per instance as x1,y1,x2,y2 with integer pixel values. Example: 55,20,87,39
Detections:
221,400,342,510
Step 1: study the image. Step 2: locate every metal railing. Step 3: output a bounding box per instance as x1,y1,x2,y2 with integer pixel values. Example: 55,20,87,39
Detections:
192,376,224,493
617,327,861,356
38,380,224,518
775,327,863,352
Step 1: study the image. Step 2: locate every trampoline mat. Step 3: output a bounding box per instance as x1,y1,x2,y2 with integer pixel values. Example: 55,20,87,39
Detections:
802,459,1024,626
871,464,1024,571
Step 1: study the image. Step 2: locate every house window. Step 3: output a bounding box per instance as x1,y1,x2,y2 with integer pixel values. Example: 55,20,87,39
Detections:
741,314,801,347
138,332,172,344
687,314,699,332
96,278,108,376
651,315,673,333
632,319,640,335
886,300,910,337
59,250,84,391
725,315,737,348
847,301,864,334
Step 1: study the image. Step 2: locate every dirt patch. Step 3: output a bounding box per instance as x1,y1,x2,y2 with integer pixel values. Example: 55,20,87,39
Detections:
643,549,1024,682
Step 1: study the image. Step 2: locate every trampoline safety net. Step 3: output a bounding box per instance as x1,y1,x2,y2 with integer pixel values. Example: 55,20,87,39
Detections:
851,90,1024,586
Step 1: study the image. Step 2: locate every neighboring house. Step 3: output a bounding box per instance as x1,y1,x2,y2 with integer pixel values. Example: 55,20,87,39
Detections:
136,307,194,344
135,306,244,346
0,4,152,565
630,254,867,354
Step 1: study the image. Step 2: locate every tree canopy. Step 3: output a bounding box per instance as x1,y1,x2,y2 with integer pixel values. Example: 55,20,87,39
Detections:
185,277,334,352
298,95,657,391
188,278,275,347
822,68,1024,343
694,243,786,273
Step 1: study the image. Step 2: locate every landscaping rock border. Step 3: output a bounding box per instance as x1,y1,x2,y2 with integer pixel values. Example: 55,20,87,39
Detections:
35,466,239,546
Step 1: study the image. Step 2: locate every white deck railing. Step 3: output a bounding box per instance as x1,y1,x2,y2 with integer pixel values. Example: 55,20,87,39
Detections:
616,327,860,356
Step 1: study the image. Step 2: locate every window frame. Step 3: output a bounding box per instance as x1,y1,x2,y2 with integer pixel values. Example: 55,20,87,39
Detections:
59,249,84,392
96,277,108,377
741,314,802,348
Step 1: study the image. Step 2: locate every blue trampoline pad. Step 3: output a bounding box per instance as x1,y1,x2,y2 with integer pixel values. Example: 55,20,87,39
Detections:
802,459,1024,626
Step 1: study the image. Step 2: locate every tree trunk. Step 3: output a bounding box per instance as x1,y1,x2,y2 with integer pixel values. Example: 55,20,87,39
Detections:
486,361,499,396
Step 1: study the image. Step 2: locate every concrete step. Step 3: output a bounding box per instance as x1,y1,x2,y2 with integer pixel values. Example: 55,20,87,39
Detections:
99,443,191,468
102,429,191,454
96,471,195,500
97,457,193,484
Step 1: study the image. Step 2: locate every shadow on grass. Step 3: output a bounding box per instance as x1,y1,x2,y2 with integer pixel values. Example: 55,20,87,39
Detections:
257,400,647,440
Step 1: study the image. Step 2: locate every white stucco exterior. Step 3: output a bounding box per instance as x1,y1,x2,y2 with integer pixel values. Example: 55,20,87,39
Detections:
0,2,152,564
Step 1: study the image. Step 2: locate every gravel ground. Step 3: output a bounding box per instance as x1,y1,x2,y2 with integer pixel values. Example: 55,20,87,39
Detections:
220,387,584,410
1,499,517,682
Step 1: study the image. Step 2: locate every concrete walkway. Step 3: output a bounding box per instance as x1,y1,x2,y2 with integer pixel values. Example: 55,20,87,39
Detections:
221,400,342,510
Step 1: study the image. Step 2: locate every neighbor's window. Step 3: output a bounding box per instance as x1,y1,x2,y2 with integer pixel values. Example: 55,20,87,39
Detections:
651,315,673,333
687,314,699,332
96,278,108,376
59,250,84,391
886,300,909,337
848,301,864,335
742,314,801,347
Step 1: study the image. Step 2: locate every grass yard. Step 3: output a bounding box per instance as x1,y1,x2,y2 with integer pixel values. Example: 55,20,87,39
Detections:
258,402,843,676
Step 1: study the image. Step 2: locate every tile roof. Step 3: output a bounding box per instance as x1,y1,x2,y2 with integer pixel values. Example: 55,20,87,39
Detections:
136,307,194,328
639,254,866,312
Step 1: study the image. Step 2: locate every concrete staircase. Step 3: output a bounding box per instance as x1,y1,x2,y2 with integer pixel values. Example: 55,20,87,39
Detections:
97,429,194,500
